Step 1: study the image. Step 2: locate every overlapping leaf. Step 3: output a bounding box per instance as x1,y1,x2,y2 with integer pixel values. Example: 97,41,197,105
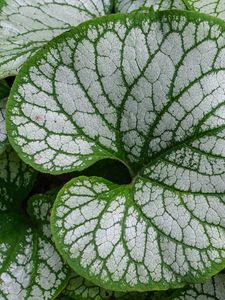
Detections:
0,193,70,300
0,0,112,78
0,147,36,211
64,272,148,300
169,273,225,299
188,0,225,20
118,0,225,19
116,0,225,22
28,191,149,300
0,80,10,153
8,10,225,291
115,0,187,12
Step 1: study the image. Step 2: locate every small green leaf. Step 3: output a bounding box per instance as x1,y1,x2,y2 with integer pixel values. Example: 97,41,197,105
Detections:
115,0,187,12
0,80,9,153
188,0,225,20
169,273,225,299
27,193,54,239
0,193,70,299
8,10,225,291
0,147,36,211
64,272,148,300
0,0,113,78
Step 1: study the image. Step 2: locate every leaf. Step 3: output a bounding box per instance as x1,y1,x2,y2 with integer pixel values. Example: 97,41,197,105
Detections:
0,80,9,153
28,192,149,300
115,0,187,12
0,148,69,298
8,10,225,290
168,273,225,299
0,147,36,211
63,272,148,300
0,193,70,299
0,0,113,78
27,193,54,238
52,174,225,291
29,190,149,300
188,0,225,20
0,97,7,153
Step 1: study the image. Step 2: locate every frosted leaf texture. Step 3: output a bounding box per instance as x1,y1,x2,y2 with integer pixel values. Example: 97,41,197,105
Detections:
170,273,225,299
0,80,9,153
0,147,36,211
0,194,69,300
7,11,225,291
64,272,148,299
0,0,112,78
188,0,225,20
115,0,186,12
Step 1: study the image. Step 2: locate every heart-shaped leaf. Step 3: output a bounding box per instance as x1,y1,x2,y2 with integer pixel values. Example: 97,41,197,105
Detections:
0,80,9,153
64,272,148,300
188,0,225,20
8,10,225,291
115,0,187,12
0,147,36,211
0,0,112,78
168,273,225,299
0,193,70,300
29,192,148,300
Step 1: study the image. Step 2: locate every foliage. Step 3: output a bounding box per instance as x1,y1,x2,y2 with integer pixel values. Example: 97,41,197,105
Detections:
1,0,225,299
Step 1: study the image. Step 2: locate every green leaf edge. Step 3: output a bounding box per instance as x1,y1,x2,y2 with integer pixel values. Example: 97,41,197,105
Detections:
0,0,27,78
6,8,225,175
0,0,114,79
0,210,71,300
180,0,193,10
0,0,215,79
51,175,225,292
114,0,193,12
4,1,225,297
63,270,150,300
26,193,72,299
0,80,10,154
0,147,38,210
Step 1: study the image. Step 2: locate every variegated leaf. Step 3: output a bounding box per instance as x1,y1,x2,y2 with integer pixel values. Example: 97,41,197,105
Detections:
0,147,36,211
0,193,70,300
115,0,187,12
7,10,225,291
0,0,112,78
169,273,225,299
0,80,9,153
